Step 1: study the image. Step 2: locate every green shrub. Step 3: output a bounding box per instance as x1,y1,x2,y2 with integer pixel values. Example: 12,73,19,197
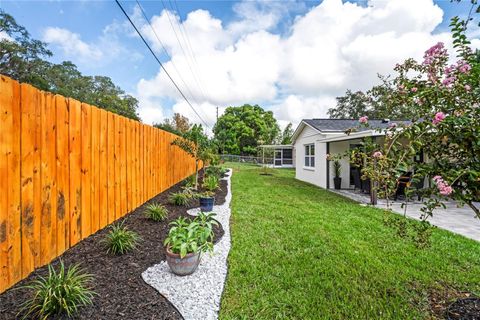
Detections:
205,166,222,179
164,213,218,258
20,261,95,320
103,222,140,255
203,175,219,192
144,203,168,222
169,192,190,206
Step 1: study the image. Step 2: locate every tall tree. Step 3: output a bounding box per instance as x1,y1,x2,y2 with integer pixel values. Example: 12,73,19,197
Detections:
154,113,191,135
279,123,294,145
213,104,280,155
0,10,140,121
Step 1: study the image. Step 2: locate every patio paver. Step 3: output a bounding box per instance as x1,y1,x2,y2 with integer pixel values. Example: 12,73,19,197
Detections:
332,189,480,242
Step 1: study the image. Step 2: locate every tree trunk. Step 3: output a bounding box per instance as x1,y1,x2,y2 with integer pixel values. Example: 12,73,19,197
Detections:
195,159,199,190
467,201,480,220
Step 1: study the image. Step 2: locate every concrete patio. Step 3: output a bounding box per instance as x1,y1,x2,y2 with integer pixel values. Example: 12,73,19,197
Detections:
332,189,480,242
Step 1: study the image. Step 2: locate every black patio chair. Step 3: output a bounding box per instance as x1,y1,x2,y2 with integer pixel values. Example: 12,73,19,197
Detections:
394,172,412,201
352,168,362,191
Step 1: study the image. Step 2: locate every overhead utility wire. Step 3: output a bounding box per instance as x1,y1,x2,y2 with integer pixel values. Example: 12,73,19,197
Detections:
160,0,210,104
171,0,222,119
135,0,208,120
115,0,210,129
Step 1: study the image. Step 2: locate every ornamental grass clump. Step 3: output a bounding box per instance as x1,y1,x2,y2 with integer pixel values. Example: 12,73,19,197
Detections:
103,222,140,255
19,261,95,320
144,203,169,222
203,175,220,192
169,192,190,206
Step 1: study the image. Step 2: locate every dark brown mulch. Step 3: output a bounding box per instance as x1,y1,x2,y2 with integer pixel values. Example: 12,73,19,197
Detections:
427,283,476,319
447,298,480,320
0,172,228,320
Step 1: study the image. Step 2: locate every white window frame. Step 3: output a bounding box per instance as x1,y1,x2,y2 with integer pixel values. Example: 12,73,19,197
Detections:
304,144,315,168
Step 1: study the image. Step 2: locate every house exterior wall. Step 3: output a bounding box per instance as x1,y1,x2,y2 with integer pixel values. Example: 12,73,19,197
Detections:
294,125,328,188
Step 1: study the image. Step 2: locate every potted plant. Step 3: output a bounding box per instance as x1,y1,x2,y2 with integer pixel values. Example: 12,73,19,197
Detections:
333,160,342,190
164,213,217,276
199,175,219,211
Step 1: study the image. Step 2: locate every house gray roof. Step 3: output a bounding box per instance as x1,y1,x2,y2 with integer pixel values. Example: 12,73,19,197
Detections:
303,118,410,132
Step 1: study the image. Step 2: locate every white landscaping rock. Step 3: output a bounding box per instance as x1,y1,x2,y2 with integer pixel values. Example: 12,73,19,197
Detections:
142,169,233,320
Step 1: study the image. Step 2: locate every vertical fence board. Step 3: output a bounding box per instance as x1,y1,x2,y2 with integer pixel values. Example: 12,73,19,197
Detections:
114,116,121,220
99,110,108,227
80,104,91,240
68,99,82,246
7,78,22,287
107,112,115,224
40,93,57,265
90,107,100,233
55,95,69,256
119,117,126,217
20,84,38,276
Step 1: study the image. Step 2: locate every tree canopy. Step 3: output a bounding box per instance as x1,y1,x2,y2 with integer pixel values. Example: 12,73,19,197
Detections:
154,113,191,135
213,104,280,155
0,10,139,120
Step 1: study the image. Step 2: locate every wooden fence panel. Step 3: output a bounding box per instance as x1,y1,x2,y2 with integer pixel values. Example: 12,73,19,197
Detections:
0,75,200,292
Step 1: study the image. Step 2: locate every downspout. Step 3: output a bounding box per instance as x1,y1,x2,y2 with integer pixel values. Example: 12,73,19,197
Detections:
326,142,330,189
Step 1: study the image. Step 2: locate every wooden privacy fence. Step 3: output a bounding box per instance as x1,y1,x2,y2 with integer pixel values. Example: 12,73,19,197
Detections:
0,75,199,293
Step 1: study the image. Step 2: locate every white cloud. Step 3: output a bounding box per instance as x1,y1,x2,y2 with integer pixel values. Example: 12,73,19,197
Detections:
43,27,103,62
42,23,143,66
135,0,475,130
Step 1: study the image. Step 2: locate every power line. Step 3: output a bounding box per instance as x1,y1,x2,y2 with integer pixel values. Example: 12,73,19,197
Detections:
115,0,210,129
134,0,208,120
160,0,210,104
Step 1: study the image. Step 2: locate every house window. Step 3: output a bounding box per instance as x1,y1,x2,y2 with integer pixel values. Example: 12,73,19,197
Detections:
304,144,315,167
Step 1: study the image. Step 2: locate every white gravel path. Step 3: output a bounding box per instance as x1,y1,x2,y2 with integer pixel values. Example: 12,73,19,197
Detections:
142,169,233,320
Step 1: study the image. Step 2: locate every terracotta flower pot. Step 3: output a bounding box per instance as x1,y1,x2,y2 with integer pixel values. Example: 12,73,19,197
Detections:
165,247,201,276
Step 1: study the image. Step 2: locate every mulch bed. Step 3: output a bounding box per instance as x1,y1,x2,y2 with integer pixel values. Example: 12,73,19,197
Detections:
0,170,228,320
427,282,478,319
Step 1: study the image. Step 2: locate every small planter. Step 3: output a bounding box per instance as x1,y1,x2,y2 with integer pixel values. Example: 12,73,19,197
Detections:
165,248,201,276
334,177,342,190
199,196,215,212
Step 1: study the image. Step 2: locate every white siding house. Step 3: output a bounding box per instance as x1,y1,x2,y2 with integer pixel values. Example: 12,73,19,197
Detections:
291,119,401,189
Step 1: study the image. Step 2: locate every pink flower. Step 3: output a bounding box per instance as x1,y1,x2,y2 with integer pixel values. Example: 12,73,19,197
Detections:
465,84,471,91
373,151,382,158
457,60,471,74
432,175,454,196
359,116,368,124
439,185,453,196
432,112,446,125
442,76,456,87
388,122,397,128
423,42,447,65
411,87,417,93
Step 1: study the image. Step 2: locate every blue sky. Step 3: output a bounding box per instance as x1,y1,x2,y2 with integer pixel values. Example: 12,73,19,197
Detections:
1,0,478,129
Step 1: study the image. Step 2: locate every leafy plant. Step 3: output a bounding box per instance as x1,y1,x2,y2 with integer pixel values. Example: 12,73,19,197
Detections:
144,203,168,222
19,260,95,320
203,175,220,192
205,166,223,179
164,214,218,258
103,222,140,255
169,192,191,206
333,160,341,178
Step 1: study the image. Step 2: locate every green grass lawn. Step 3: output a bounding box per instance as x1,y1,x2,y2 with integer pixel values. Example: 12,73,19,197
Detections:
220,163,480,320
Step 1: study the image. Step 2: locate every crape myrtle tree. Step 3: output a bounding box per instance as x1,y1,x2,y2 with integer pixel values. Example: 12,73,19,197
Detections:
213,104,280,155
172,124,215,190
347,17,480,223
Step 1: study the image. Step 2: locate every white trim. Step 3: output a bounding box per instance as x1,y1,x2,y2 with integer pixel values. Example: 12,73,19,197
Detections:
318,129,384,143
303,167,315,171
